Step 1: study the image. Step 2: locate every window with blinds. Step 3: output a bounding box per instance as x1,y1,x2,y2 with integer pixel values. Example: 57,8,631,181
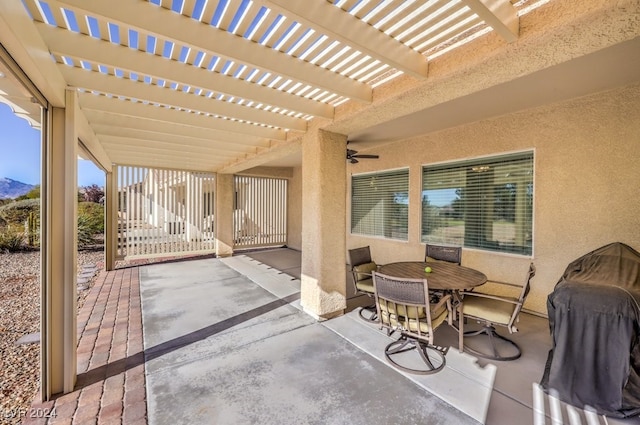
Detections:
351,168,409,240
422,152,534,255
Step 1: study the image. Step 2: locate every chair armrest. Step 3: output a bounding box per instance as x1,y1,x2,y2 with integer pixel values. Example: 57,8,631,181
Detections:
432,293,452,313
484,280,522,289
461,291,520,306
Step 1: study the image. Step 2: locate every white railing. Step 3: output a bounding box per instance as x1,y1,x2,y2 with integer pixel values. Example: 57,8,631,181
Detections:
234,175,287,249
117,166,216,259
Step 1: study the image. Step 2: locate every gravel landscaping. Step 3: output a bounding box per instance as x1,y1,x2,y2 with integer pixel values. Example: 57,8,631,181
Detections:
0,249,103,424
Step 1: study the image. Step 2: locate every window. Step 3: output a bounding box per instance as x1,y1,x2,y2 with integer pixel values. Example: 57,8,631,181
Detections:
351,168,409,240
422,152,534,255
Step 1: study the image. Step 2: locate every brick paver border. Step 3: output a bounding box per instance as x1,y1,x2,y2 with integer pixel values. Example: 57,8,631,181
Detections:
24,267,147,425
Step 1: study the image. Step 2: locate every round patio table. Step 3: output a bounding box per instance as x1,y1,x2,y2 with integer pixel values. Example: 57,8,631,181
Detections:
378,261,487,291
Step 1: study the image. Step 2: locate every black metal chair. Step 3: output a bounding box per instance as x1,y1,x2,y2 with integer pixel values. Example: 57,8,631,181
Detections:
460,263,536,360
348,246,379,322
372,271,452,374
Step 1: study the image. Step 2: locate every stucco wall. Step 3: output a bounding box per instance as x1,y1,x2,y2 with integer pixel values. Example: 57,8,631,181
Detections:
287,166,303,251
347,82,640,315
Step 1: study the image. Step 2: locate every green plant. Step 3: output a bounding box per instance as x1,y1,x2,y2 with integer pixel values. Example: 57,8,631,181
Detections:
0,198,39,225
77,202,104,247
77,215,95,247
25,211,39,247
0,225,25,252
15,185,40,201
78,202,104,233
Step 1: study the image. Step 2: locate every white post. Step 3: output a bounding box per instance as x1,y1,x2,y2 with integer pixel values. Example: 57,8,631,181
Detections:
41,88,79,397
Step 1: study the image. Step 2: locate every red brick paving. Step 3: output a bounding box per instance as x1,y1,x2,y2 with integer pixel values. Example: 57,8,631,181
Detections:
24,267,147,425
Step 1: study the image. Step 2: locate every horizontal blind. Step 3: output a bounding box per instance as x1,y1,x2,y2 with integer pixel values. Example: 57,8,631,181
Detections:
351,168,409,241
422,152,533,255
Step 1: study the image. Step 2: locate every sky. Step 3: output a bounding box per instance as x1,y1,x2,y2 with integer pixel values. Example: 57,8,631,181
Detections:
0,102,105,187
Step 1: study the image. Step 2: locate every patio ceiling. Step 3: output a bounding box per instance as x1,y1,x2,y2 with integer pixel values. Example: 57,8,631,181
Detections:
0,0,532,173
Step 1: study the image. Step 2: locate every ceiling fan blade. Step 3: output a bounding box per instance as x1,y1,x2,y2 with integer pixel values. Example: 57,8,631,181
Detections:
346,146,379,163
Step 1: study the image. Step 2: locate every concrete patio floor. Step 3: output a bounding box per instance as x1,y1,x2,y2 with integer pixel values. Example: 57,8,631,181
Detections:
25,248,640,424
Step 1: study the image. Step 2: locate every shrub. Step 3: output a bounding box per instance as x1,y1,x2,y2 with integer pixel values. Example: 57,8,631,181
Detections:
0,199,105,249
78,202,104,233
15,185,40,200
80,185,105,203
0,225,25,252
78,202,104,247
0,198,39,225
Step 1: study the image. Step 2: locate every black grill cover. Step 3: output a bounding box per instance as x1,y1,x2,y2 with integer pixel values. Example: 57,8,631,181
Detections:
540,242,640,418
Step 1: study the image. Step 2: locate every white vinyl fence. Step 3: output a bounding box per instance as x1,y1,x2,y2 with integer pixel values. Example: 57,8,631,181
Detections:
116,166,216,259
234,175,287,249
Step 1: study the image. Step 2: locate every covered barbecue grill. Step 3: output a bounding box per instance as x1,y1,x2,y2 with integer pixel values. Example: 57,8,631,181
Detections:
541,242,640,418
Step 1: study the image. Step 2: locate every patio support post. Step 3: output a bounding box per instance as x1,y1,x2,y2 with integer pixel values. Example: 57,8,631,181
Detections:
300,129,347,320
215,173,234,256
105,166,118,271
41,88,79,398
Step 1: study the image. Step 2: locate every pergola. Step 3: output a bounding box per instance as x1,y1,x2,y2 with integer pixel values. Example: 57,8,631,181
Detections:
0,0,638,402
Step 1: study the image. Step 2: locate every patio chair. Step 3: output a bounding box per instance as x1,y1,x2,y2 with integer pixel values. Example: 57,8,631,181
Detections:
424,243,462,318
372,271,452,374
424,243,462,265
460,262,536,361
348,246,380,322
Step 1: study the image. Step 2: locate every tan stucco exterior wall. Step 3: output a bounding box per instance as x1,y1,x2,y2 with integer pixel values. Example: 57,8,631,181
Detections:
300,130,348,319
287,165,303,251
347,82,640,315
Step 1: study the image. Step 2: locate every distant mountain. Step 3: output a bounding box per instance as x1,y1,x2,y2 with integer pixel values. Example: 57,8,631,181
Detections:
0,177,36,199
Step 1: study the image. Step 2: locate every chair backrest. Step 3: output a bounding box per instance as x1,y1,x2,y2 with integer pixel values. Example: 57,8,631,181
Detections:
349,246,372,268
425,244,462,265
348,246,377,289
508,262,536,328
372,271,437,343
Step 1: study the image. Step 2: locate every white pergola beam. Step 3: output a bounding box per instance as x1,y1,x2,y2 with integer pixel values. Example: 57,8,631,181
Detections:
38,24,334,120
92,121,270,151
0,94,41,128
462,0,519,43
59,65,307,131
56,0,372,103
107,156,218,172
0,0,65,106
84,110,272,148
218,139,302,174
93,125,261,154
99,136,240,158
74,107,112,172
77,93,287,141
262,0,428,78
107,151,221,167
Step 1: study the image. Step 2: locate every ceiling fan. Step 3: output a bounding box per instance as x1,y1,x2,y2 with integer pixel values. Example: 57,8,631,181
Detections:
346,148,379,164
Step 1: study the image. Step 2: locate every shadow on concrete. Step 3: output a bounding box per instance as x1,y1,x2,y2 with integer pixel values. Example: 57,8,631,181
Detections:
73,292,301,391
